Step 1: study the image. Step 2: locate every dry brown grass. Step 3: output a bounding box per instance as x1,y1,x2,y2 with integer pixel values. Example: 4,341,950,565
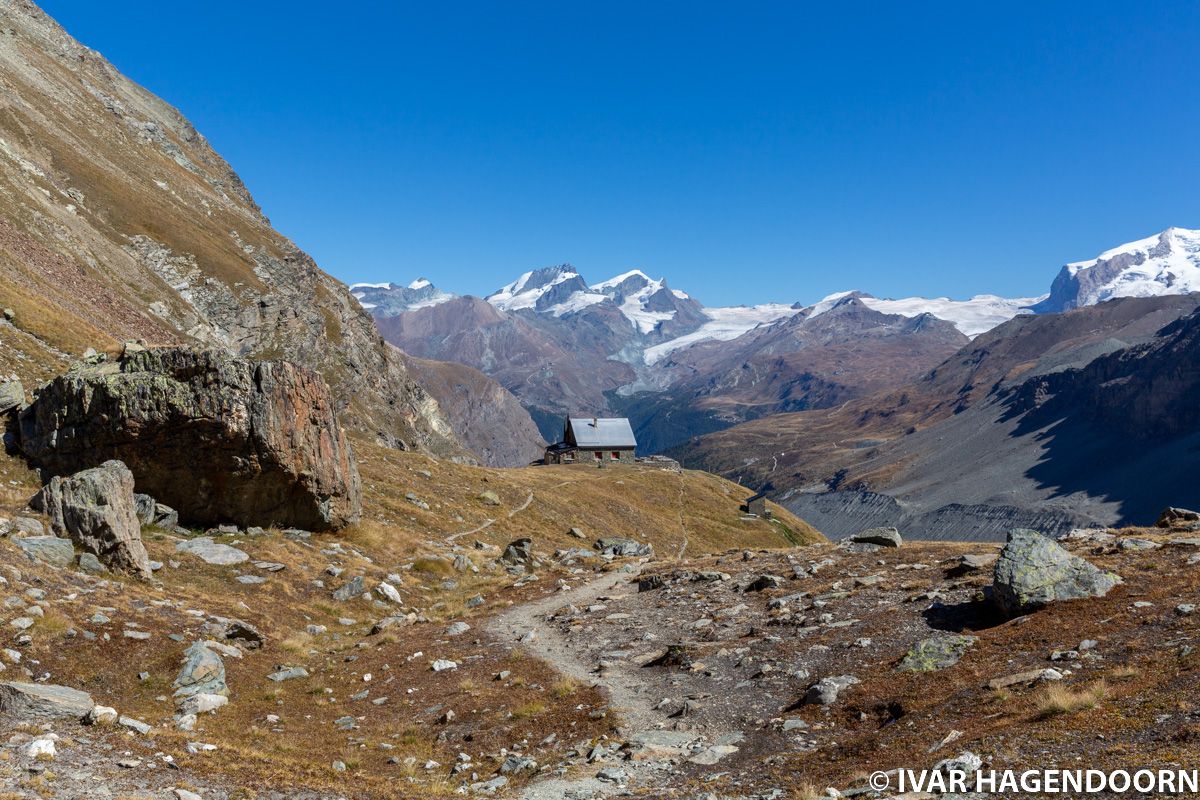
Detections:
1034,680,1108,719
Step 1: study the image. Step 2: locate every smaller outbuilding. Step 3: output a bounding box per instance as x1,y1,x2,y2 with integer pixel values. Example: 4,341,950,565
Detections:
544,417,637,464
745,491,770,518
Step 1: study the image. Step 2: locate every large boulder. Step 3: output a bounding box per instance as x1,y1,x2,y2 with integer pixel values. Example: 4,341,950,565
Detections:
849,526,903,548
19,348,361,531
173,642,228,699
31,460,151,578
992,528,1122,615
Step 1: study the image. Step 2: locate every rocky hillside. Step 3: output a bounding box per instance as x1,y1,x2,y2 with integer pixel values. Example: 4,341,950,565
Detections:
675,294,1200,539
0,1,461,457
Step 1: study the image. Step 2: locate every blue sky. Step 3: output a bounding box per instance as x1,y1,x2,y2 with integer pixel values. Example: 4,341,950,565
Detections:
41,1,1200,306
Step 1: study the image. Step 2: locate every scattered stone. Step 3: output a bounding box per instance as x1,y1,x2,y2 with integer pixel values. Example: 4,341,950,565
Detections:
638,574,665,592
178,693,229,716
567,526,586,539
956,553,998,572
746,574,784,592
849,526,903,548
594,537,653,557
478,490,501,506
77,552,107,574
267,667,309,682
596,766,629,783
801,675,860,706
898,634,978,672
471,776,508,794
986,668,1064,690
222,619,265,649
333,575,366,601
992,528,1121,615
375,581,403,604
500,538,534,566
431,659,458,672
84,705,119,725
118,715,152,734
446,621,470,636
12,515,45,536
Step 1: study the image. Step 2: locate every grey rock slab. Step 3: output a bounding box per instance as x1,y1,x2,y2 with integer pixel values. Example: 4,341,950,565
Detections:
267,666,309,682
175,537,249,566
15,535,75,567
0,681,94,719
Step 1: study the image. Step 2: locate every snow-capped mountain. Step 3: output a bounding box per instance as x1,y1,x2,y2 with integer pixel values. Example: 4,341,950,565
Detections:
485,265,707,339
350,278,456,315
1032,227,1200,313
352,226,1199,453
807,291,1042,337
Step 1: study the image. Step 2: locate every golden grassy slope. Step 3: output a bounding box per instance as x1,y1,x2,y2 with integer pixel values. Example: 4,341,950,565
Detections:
0,442,820,798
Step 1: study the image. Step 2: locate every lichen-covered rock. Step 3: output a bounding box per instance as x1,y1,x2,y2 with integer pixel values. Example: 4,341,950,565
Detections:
993,528,1122,615
31,460,151,578
20,348,362,531
173,642,228,699
898,633,978,672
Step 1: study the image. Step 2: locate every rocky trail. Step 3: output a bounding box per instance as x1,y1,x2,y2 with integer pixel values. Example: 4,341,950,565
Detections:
490,565,743,799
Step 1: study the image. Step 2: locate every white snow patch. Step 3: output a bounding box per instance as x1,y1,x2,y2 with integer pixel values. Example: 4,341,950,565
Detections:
408,278,432,290
591,269,652,291
644,304,800,364
546,291,608,317
350,282,392,290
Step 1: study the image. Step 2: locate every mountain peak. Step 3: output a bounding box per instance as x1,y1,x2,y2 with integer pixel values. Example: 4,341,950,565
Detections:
350,279,456,315
1035,226,1200,313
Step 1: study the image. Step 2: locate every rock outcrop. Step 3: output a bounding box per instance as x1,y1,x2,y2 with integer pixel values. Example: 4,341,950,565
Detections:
20,348,362,531
30,460,151,578
992,529,1122,615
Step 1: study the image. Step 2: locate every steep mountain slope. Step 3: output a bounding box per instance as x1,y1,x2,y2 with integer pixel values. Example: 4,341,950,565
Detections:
1031,227,1200,313
401,355,546,467
675,294,1200,539
0,1,461,456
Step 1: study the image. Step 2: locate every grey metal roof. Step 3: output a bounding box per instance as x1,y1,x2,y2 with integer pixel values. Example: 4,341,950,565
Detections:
567,417,637,448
